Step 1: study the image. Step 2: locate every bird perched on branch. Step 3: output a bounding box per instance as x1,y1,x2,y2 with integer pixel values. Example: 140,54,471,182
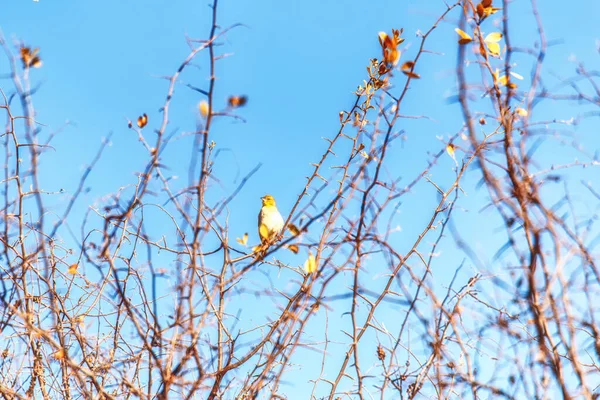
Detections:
257,194,284,257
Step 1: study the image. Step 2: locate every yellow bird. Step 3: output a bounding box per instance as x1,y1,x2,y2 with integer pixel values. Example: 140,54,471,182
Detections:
258,194,284,245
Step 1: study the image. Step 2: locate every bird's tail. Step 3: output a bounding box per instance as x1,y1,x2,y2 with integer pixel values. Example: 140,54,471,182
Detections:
253,243,269,261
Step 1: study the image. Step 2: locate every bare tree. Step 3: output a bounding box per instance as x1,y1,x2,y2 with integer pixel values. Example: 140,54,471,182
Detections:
1,0,600,399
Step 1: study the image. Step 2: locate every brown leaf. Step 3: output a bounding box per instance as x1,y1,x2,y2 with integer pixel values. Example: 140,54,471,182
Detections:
379,31,401,66
287,244,299,254
402,70,421,79
288,223,301,236
377,345,386,361
455,28,473,45
401,61,415,72
137,114,148,128
476,3,485,19
20,47,42,69
228,95,248,108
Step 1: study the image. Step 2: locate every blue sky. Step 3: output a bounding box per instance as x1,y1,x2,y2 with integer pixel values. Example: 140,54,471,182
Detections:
3,0,600,397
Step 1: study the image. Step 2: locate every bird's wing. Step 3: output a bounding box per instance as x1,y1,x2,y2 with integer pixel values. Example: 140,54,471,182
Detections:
258,208,268,243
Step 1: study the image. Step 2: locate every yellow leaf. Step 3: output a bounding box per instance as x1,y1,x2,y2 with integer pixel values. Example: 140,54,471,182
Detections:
287,244,299,254
199,101,209,118
515,107,528,117
67,264,78,275
483,7,501,17
360,150,369,160
304,252,317,274
446,144,456,158
497,75,509,86
510,71,524,80
236,233,248,246
455,28,473,45
378,32,389,46
484,32,503,43
486,41,500,56
53,349,65,360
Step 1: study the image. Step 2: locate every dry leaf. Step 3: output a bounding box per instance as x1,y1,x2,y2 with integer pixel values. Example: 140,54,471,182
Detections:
304,252,317,274
486,42,500,56
484,32,502,57
288,223,301,236
199,101,210,118
482,0,492,7
515,107,528,117
287,244,299,254
378,30,402,66
67,264,78,275
53,349,65,360
495,72,509,86
495,72,516,89
403,71,421,79
228,95,248,108
446,144,457,163
20,47,42,69
401,61,415,71
236,233,248,246
455,28,473,45
476,3,485,19
485,32,502,43
401,61,420,79
483,6,501,17
137,114,148,128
